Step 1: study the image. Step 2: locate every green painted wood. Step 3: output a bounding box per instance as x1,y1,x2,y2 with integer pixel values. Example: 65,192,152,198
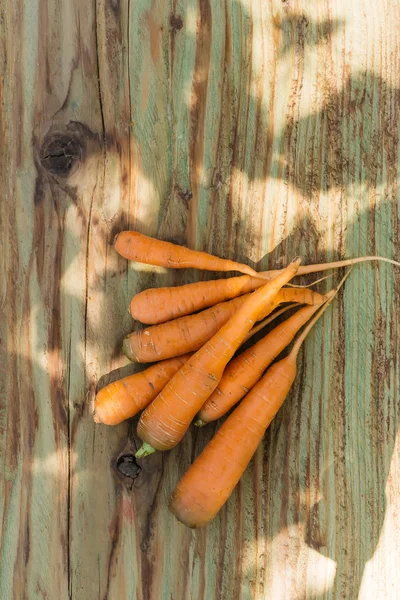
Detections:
1,0,400,598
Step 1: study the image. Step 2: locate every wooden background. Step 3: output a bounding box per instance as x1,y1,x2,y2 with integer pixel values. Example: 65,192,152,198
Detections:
2,0,400,598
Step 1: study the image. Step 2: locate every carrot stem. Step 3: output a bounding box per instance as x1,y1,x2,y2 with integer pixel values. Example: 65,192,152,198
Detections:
290,267,352,360
136,442,157,458
285,273,333,288
258,256,400,282
296,256,400,275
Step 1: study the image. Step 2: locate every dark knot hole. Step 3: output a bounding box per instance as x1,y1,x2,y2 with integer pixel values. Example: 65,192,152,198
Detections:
40,133,82,177
116,453,142,480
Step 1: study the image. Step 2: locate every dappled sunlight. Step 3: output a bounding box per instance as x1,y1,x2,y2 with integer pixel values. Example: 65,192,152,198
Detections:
171,0,400,273
358,509,397,599
229,165,300,264
356,434,400,598
240,174,396,266
31,449,77,477
130,164,159,234
302,545,337,598
327,1,400,83
184,5,198,37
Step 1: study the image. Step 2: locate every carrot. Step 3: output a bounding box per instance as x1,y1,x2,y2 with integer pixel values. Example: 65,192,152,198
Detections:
94,304,298,427
196,302,325,425
168,270,351,528
93,354,191,426
129,272,274,324
114,231,267,278
115,232,400,278
123,288,325,363
129,276,325,325
135,258,301,458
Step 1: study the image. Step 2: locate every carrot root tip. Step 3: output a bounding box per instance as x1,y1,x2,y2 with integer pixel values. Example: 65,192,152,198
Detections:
194,419,206,427
122,337,137,362
135,442,157,458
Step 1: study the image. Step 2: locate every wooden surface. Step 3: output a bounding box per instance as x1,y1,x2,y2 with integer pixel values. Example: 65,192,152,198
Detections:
2,0,400,598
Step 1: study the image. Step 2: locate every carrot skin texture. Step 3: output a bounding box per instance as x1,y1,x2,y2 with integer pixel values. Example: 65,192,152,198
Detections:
93,354,191,425
169,356,297,528
129,273,271,323
124,288,325,363
136,259,301,452
123,295,249,363
114,231,263,278
198,303,322,423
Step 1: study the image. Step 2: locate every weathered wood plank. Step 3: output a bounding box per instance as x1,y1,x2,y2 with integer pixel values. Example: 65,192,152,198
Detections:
2,0,400,599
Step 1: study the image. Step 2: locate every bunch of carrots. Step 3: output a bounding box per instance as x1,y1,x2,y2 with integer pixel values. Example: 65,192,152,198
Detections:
93,230,400,528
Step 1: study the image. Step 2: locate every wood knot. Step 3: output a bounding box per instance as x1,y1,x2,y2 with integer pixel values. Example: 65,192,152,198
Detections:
116,453,142,480
170,14,183,31
109,0,120,16
40,132,83,177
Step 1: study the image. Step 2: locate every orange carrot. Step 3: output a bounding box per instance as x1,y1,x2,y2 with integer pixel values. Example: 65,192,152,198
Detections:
130,277,324,325
196,302,325,425
123,288,325,363
169,270,351,527
135,258,301,457
129,272,273,323
114,231,266,278
93,354,191,426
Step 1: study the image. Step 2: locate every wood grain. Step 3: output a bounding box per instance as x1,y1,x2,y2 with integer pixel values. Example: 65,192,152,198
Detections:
2,0,400,598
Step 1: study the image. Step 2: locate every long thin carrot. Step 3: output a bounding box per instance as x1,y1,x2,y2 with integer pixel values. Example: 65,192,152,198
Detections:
196,302,325,425
93,354,191,426
116,232,400,278
93,304,299,427
129,254,399,324
168,270,351,528
114,231,266,278
135,258,301,458
123,288,325,363
129,272,274,324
